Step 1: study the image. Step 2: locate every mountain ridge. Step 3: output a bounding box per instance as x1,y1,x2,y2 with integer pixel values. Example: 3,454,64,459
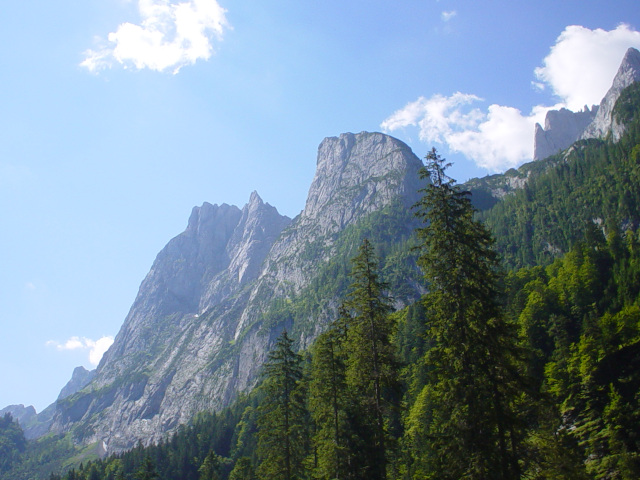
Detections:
533,47,640,161
46,131,425,453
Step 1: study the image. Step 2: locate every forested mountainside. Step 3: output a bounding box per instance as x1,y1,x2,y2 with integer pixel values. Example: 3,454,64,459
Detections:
2,79,640,480
479,82,640,269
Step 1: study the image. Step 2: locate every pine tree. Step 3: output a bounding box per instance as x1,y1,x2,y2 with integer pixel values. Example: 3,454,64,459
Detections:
257,330,308,480
409,148,526,479
199,450,221,480
229,457,256,480
134,456,159,480
343,239,399,480
309,307,354,480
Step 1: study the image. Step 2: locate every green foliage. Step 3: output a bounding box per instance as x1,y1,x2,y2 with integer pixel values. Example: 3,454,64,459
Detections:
199,451,222,480
0,414,26,474
257,331,308,480
511,229,640,479
408,149,528,479
341,239,400,480
228,457,255,480
134,456,159,480
308,310,354,480
479,83,640,269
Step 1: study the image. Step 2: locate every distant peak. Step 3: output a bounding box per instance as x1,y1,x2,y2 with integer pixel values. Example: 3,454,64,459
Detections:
613,47,640,84
248,190,263,206
186,202,241,233
621,47,640,68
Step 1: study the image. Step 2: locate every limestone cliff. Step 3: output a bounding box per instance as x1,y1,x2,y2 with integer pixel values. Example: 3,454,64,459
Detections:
581,47,640,141
48,132,424,453
533,47,640,161
533,106,597,161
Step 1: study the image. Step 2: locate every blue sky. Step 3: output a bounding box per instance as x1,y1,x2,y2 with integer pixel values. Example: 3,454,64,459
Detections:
1,0,639,412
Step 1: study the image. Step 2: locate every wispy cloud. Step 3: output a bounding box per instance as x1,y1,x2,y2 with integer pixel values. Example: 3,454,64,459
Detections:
81,0,230,74
47,336,114,366
441,11,457,22
381,24,640,172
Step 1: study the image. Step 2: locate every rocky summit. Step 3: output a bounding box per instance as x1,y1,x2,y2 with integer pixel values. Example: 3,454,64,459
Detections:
533,47,640,161
47,131,425,453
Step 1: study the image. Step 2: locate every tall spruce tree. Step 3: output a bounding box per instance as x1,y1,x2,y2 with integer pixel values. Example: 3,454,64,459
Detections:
199,451,221,480
343,239,399,480
408,148,526,479
257,330,308,480
309,307,354,480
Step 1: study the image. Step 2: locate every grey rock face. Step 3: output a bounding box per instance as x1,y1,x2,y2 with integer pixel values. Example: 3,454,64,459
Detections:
58,366,96,401
0,404,37,425
255,132,423,301
234,132,424,343
48,131,424,453
533,107,597,161
303,132,423,226
533,47,640,161
50,193,291,451
581,47,640,141
0,404,54,440
0,366,96,440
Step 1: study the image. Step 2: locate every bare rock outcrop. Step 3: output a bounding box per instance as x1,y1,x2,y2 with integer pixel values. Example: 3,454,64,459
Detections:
48,132,425,453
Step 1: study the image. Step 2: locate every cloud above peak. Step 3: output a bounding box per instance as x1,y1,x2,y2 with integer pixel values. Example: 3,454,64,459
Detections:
381,24,640,172
81,0,229,74
381,94,549,171
47,336,114,366
535,24,640,111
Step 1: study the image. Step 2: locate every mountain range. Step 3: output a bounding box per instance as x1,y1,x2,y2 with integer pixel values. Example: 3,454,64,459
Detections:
4,46,640,458
39,131,424,453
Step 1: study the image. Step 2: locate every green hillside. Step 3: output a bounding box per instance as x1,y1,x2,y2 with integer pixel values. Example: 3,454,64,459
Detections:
478,82,640,269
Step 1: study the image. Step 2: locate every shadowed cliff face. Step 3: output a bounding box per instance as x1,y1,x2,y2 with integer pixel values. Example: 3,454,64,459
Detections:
49,131,425,453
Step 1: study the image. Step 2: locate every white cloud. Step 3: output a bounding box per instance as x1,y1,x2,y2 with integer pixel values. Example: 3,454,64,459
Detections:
47,336,115,367
81,0,229,74
381,93,483,143
382,94,550,171
381,24,640,172
441,11,457,22
535,24,640,111
89,337,115,366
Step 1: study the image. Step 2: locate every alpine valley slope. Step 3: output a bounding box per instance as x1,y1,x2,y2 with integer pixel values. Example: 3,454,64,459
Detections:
49,131,425,453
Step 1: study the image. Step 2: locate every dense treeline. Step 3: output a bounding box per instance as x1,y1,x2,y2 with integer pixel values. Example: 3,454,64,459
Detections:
3,85,640,480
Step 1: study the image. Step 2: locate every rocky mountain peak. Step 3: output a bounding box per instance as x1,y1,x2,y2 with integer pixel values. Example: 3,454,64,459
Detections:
533,47,640,160
302,131,423,229
200,192,292,308
533,106,598,161
57,366,96,401
46,132,424,453
581,47,640,140
612,47,640,93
